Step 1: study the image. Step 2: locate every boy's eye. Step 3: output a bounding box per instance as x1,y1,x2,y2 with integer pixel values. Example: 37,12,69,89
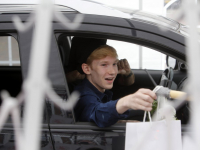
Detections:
101,64,107,66
113,63,117,66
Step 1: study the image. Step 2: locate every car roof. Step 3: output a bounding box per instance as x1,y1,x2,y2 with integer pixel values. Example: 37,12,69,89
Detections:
0,0,132,19
0,0,186,36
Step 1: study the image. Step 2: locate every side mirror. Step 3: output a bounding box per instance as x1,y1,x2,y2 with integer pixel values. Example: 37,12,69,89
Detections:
166,56,178,69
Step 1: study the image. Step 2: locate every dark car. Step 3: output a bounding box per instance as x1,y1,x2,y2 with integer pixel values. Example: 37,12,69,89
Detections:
0,1,189,150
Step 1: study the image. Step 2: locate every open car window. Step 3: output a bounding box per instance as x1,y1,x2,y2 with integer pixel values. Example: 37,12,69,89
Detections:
54,30,187,128
55,34,172,125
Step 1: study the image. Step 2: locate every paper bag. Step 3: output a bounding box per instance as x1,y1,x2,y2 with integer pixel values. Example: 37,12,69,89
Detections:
125,120,182,150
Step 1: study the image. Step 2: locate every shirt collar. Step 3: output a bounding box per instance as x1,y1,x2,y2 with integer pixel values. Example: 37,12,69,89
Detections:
84,78,113,101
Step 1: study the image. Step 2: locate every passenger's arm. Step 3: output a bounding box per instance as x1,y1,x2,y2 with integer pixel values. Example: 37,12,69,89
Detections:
117,59,135,86
66,70,85,83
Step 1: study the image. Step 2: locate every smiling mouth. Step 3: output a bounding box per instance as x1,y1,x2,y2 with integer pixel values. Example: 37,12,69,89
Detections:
105,77,115,82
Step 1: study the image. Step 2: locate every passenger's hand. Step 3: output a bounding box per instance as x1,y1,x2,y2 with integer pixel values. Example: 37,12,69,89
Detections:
117,59,131,76
116,89,157,114
116,59,135,86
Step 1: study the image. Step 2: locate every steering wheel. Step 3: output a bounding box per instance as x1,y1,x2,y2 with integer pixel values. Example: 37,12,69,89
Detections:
159,67,177,90
145,65,189,124
159,67,190,124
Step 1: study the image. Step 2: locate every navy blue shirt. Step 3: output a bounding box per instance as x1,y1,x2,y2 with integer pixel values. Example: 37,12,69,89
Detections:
74,78,129,127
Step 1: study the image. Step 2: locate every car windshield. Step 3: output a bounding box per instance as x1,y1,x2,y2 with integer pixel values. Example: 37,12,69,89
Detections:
131,10,180,31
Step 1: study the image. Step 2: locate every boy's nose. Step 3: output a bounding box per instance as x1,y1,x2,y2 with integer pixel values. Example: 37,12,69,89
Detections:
108,66,117,74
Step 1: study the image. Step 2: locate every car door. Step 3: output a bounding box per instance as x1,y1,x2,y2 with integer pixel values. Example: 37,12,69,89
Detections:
47,13,187,150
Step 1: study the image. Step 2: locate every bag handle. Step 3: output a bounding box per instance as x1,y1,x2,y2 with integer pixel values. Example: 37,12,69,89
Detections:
143,86,164,122
143,111,152,122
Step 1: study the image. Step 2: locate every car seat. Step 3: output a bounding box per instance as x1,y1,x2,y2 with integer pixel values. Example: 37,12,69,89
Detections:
57,34,71,69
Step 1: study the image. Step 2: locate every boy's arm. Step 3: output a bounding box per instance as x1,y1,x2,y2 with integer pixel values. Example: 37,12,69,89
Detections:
75,89,156,127
75,95,129,128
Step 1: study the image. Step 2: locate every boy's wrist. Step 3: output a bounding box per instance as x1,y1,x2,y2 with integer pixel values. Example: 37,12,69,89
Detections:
116,96,130,114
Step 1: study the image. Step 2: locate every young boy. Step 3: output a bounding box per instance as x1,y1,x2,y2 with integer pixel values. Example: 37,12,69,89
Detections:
74,44,157,127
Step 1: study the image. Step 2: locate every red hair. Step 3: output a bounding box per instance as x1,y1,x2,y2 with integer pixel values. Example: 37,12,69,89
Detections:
86,45,118,65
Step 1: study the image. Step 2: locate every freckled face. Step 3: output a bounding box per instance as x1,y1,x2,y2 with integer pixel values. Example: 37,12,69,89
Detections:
87,56,118,93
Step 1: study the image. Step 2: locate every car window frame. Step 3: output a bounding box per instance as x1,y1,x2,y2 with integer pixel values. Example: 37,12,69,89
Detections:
53,35,186,130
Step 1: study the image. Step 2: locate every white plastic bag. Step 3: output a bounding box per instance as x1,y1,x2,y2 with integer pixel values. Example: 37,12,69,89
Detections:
125,88,182,150
125,118,182,150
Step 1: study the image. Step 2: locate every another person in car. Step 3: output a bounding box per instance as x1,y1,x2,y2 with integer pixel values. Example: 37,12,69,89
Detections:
74,44,157,127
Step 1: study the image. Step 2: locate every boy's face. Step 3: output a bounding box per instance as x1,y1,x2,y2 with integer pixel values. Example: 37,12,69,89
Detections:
87,56,118,93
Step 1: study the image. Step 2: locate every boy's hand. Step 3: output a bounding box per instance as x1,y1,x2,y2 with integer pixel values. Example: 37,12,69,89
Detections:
127,89,157,111
116,89,157,114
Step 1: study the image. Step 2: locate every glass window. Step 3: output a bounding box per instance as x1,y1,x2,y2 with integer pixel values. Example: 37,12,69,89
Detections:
0,36,20,66
107,40,140,69
107,39,166,70
142,47,166,70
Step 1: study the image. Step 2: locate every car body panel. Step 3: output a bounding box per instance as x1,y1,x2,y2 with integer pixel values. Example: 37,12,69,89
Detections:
0,0,132,19
54,13,186,61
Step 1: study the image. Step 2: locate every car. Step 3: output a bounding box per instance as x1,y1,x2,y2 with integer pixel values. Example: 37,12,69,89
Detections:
0,0,189,149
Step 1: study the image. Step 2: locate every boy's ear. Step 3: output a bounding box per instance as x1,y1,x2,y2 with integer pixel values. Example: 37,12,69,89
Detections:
82,63,91,75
